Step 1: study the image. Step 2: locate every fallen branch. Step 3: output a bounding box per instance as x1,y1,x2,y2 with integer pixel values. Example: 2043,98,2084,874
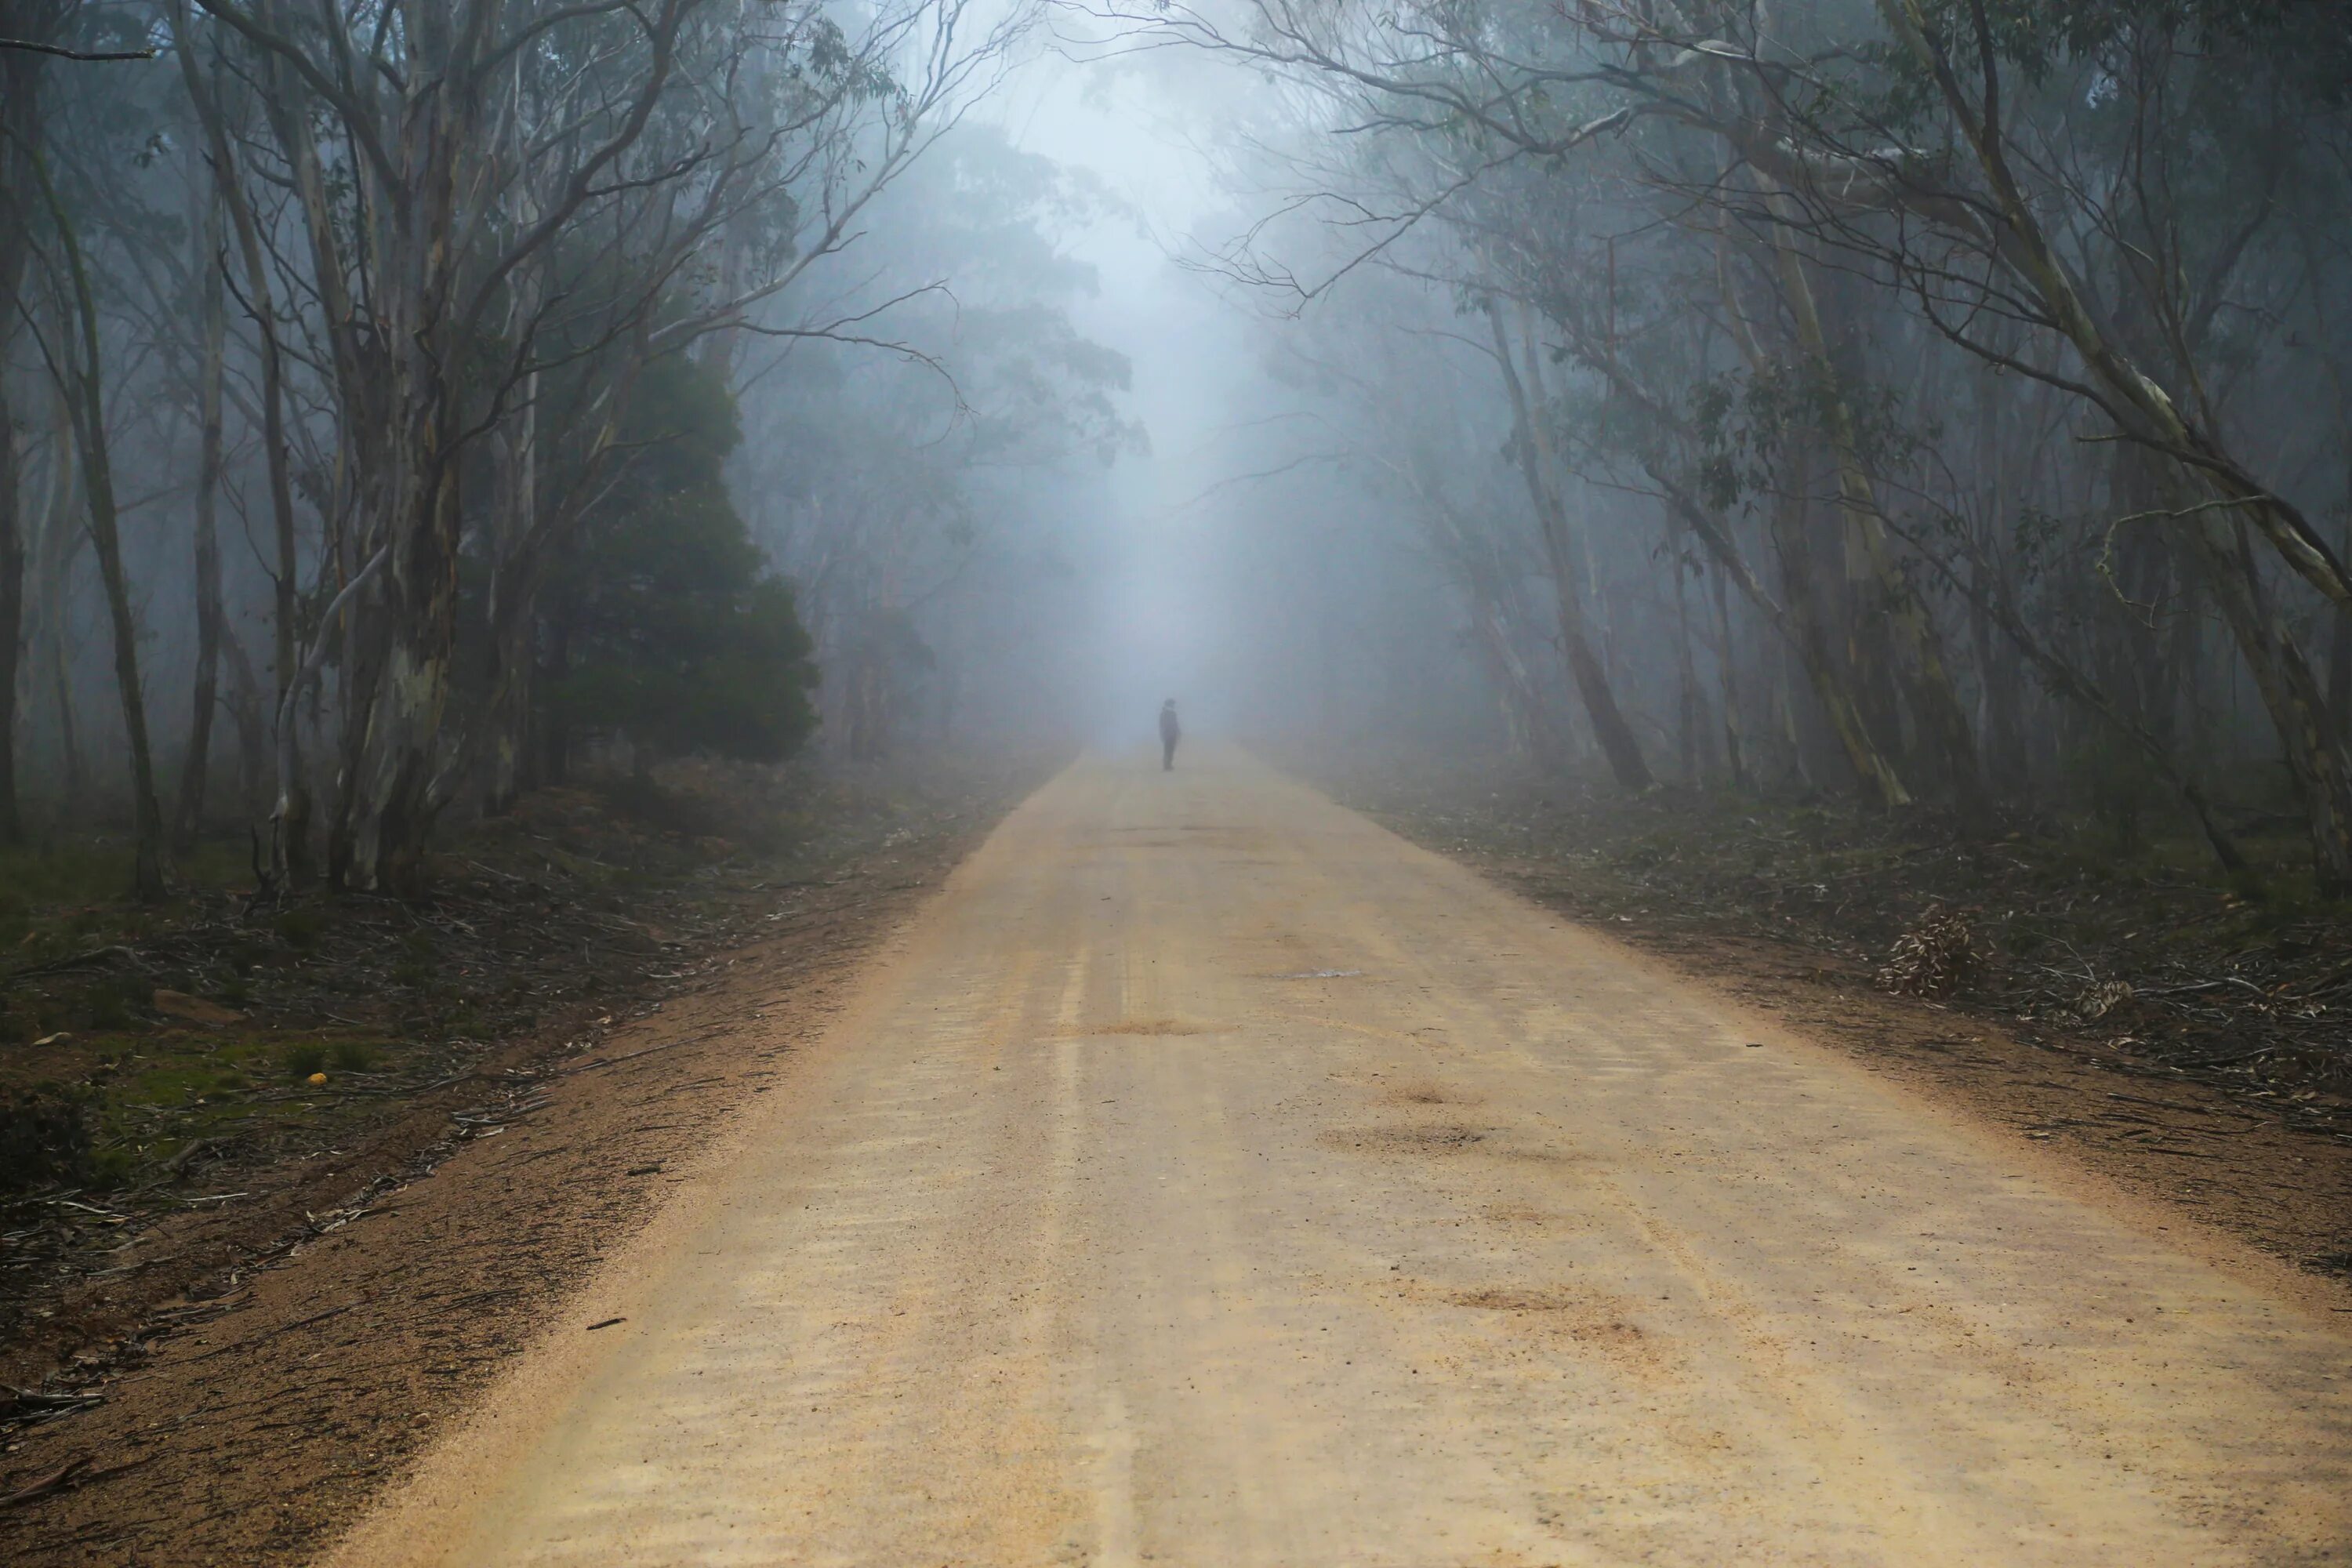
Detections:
0,1454,89,1508
2,944,147,982
557,1031,720,1076
178,1301,354,1365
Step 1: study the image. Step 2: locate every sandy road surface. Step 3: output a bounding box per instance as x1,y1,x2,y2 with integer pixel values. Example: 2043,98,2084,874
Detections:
332,749,2350,1567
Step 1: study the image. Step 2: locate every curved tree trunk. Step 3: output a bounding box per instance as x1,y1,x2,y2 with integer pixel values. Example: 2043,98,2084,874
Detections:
1769,232,1987,821
0,377,22,849
1487,300,1653,790
173,176,228,854
2183,514,2352,895
42,154,165,898
219,625,270,815
1876,0,2352,612
1708,556,1747,789
0,7,55,848
34,428,85,806
180,9,312,879
339,469,462,896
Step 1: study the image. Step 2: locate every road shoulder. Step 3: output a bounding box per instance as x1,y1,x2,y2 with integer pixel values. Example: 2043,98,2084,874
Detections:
1334,780,2352,1318
0,791,1021,1566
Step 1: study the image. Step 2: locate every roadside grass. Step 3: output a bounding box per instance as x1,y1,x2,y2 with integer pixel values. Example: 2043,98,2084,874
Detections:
0,769,814,1206
0,839,251,963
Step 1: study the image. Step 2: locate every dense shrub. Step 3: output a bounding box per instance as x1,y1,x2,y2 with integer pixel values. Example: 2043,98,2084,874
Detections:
0,1087,93,1192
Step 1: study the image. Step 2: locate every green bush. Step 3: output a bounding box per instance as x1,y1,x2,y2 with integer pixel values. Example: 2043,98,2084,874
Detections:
89,1146,136,1188
280,1040,328,1078
0,1087,92,1192
83,981,138,1031
274,906,326,952
545,354,819,771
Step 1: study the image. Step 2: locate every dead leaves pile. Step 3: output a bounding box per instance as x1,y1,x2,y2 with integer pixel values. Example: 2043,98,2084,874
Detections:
1875,907,1981,1001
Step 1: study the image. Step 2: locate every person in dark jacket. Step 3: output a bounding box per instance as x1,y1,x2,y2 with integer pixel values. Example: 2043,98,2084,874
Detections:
1159,699,1181,771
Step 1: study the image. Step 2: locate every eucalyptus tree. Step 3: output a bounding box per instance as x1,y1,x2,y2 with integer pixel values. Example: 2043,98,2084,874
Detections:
1,0,1096,900
169,0,1034,891
1093,0,2352,887
2,9,194,897
0,0,134,851
0,1,67,848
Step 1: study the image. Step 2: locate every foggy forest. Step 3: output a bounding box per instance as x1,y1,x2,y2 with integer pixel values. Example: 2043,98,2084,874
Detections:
4,0,2350,896
2,1,2350,1561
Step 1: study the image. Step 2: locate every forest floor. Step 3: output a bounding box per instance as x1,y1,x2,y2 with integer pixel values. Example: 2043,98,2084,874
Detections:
1298,747,2352,1284
0,750,1055,1563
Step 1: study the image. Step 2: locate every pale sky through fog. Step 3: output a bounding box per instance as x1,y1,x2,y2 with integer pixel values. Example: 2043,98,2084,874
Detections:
988,39,1265,746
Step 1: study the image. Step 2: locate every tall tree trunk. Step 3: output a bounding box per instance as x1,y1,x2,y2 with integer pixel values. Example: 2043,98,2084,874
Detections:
238,2,381,885
220,623,270,817
1468,597,1559,768
1763,464,1913,807
479,408,539,818
49,625,80,804
1487,300,1653,790
480,577,536,816
2183,513,2352,894
337,470,460,896
2331,510,2351,743
1708,557,1747,789
1771,234,1986,818
1969,359,2027,793
0,5,53,847
540,605,571,786
1628,404,1913,805
0,378,21,848
34,415,84,805
179,7,311,879
1895,466,2252,877
173,177,229,854
333,180,470,898
1773,633,1808,789
477,91,543,819
40,154,165,898
1699,248,1913,804
1673,549,1704,784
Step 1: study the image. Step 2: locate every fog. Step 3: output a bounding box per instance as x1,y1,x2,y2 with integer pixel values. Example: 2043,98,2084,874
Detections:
5,1,2352,895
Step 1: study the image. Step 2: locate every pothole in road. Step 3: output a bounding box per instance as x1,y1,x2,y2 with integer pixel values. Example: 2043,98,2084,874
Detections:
1454,1285,1612,1315
1101,824,1272,851
1381,1077,1465,1106
1326,1123,1487,1154
1444,1286,1657,1359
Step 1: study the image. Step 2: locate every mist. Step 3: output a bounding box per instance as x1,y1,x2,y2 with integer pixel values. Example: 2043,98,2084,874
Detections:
7,5,2352,1555
4,0,2352,891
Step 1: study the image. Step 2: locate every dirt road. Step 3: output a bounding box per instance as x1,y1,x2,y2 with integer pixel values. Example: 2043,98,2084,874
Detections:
330,749,2350,1567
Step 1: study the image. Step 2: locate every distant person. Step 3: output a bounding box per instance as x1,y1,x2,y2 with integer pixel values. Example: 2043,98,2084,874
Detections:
1159,699,1181,771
